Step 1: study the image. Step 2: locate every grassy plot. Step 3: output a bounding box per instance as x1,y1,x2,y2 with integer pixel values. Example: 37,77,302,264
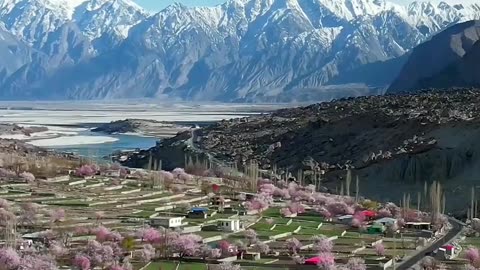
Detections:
250,222,273,231
123,210,157,218
257,230,285,238
143,261,208,270
262,208,282,217
462,237,480,248
296,227,322,235
293,215,324,223
196,231,224,238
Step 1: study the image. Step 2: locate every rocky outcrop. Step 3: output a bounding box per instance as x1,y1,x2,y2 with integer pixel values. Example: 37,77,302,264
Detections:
388,20,480,93
122,89,480,212
92,119,191,137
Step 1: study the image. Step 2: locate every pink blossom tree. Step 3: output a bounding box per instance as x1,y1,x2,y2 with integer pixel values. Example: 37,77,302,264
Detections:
19,202,39,226
172,234,203,258
49,241,67,258
0,199,10,210
0,208,16,227
199,245,212,260
109,265,127,270
317,252,335,270
107,231,123,242
245,194,272,213
76,164,97,177
280,208,292,217
20,254,57,270
75,227,90,236
244,229,258,245
312,235,333,253
346,257,366,270
377,208,392,218
254,241,270,254
218,240,231,256
137,227,161,244
288,202,305,214
140,244,156,263
96,226,112,242
178,173,193,183
305,184,316,193
0,168,15,178
386,223,399,235
466,247,480,267
217,262,241,270
259,183,276,196
327,202,354,216
0,248,20,270
273,188,290,199
292,256,305,265
314,206,332,219
172,168,186,176
385,202,401,218
49,208,65,224
19,172,35,182
73,255,91,270
209,248,222,259
374,243,385,256
396,218,406,228
285,238,302,255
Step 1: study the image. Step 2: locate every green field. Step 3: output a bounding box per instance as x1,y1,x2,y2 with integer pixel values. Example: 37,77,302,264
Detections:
144,261,208,270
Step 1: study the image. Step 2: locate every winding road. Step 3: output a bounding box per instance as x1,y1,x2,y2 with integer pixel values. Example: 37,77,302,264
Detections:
395,218,465,270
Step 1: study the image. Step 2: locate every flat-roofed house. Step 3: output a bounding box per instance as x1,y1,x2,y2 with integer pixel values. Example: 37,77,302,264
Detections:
217,219,241,232
150,216,183,228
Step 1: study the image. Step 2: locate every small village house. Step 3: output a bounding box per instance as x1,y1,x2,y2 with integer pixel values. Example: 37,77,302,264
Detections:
374,217,397,227
337,215,353,225
437,244,459,260
367,223,385,234
103,169,121,178
217,219,242,232
187,207,208,219
150,216,183,228
405,222,431,230
243,252,261,260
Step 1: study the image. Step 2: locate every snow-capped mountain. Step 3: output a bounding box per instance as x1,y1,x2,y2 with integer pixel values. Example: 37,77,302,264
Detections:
0,0,478,101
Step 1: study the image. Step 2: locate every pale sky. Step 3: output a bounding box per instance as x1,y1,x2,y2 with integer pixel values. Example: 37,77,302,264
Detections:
135,0,476,11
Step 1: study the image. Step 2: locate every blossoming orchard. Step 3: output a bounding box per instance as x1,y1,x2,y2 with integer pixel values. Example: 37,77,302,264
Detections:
0,157,471,270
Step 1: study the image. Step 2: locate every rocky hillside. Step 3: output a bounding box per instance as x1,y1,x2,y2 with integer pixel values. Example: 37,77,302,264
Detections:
388,20,480,92
123,89,480,211
0,0,479,101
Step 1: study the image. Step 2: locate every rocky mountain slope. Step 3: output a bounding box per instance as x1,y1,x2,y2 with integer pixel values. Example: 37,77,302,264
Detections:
123,89,480,211
0,0,479,101
388,20,480,93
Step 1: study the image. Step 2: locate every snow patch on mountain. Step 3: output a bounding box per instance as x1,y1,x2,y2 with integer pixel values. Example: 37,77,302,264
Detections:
0,0,479,101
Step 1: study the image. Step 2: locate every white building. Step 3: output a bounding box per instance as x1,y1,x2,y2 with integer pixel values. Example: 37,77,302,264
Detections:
150,216,183,228
374,217,397,227
217,219,241,232
337,215,353,225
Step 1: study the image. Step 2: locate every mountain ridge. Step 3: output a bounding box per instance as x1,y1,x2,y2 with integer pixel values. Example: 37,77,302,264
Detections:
0,0,479,101
387,20,480,93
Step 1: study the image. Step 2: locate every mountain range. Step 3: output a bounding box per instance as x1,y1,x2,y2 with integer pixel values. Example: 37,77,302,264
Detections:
0,0,479,102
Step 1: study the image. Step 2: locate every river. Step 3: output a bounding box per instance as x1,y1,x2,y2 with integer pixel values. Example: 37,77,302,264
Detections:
0,101,289,159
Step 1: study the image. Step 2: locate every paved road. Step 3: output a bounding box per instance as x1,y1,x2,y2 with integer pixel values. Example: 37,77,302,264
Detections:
396,218,464,270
